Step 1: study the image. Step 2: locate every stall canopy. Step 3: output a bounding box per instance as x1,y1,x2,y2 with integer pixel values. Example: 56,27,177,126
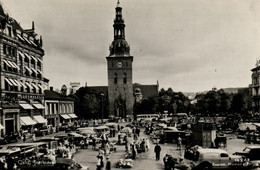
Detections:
33,115,47,124
33,103,45,109
68,113,78,119
60,114,71,120
20,116,36,126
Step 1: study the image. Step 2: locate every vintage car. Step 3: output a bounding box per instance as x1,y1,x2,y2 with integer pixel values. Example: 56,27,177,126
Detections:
234,146,260,169
184,148,246,169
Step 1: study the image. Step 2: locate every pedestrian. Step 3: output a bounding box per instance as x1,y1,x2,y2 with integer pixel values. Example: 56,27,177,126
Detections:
23,133,26,143
105,157,111,170
177,136,182,150
32,133,36,142
92,137,96,150
163,154,169,170
146,138,150,151
131,143,137,160
97,151,104,170
154,143,161,161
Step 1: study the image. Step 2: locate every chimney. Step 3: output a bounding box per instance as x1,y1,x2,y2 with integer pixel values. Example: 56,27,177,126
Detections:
50,87,53,91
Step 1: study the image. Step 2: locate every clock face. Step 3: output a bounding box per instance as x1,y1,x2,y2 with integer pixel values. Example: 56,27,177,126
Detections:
117,61,123,68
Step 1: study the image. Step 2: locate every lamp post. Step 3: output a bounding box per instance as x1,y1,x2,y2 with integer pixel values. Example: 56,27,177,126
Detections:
100,92,104,123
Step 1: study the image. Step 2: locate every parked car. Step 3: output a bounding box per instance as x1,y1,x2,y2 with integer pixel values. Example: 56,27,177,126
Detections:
234,146,260,169
185,148,246,169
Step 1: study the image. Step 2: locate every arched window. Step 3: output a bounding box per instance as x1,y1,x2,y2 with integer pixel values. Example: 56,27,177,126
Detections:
114,73,117,84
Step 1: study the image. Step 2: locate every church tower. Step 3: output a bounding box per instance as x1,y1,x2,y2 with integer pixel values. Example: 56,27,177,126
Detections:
106,1,134,119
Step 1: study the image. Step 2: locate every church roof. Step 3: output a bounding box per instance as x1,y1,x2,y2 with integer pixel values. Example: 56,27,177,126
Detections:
133,84,158,99
88,84,158,99
44,90,74,101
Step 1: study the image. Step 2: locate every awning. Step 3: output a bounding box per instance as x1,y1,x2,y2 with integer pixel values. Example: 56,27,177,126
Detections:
37,84,43,90
19,81,27,89
68,114,78,119
31,83,38,90
4,78,13,86
25,82,33,90
24,53,31,60
33,115,47,124
11,62,20,70
3,60,11,67
60,114,71,119
7,61,16,69
30,55,37,62
24,66,32,74
18,51,24,58
33,103,45,109
8,79,18,86
31,68,38,74
37,70,43,75
0,124,4,130
20,116,36,126
37,58,42,63
13,79,22,87
19,103,34,110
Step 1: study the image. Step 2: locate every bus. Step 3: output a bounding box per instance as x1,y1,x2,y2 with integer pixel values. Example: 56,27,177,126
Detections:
136,114,160,121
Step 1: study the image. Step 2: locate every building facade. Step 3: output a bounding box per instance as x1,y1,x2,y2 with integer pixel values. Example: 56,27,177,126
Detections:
250,62,260,113
106,1,134,118
44,88,76,131
0,5,46,136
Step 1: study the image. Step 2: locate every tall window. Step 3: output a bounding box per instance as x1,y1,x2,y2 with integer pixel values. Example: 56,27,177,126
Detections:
123,72,127,84
114,73,117,84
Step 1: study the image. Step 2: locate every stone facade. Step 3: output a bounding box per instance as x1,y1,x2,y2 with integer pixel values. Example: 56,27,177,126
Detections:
0,5,46,136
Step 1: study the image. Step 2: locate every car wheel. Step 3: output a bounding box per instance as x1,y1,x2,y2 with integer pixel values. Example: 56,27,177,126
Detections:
200,163,212,170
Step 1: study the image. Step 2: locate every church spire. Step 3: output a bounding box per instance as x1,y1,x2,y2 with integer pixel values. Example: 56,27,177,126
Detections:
109,1,130,57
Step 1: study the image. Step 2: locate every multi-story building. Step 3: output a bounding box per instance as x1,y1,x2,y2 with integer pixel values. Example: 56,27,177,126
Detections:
250,62,260,113
0,5,46,136
44,88,76,131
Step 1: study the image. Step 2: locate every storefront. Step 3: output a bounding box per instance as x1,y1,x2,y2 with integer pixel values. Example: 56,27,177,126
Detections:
2,108,19,136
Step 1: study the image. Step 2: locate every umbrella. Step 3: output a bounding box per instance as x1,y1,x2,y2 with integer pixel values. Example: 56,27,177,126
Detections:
79,129,96,135
94,126,109,130
120,127,132,133
104,122,118,128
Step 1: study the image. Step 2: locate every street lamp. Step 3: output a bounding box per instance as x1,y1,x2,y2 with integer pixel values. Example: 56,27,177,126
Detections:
100,92,104,123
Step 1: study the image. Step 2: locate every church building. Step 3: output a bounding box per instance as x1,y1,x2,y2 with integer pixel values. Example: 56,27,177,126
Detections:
88,1,158,119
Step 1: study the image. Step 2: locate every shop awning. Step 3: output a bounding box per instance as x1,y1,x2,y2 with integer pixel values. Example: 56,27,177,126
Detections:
20,116,36,126
60,114,71,119
25,82,33,90
68,114,78,119
33,115,47,124
19,103,34,110
33,103,45,109
31,68,38,74
37,84,43,90
0,124,4,129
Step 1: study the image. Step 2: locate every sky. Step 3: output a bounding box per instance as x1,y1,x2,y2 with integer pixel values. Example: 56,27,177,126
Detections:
1,0,260,93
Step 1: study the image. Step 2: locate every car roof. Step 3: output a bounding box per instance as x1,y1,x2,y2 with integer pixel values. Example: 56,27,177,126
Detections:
244,146,260,149
197,148,228,154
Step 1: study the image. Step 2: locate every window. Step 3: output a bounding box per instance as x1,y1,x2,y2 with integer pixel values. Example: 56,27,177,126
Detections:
3,44,6,54
255,87,259,96
7,26,12,36
220,153,229,157
114,73,117,84
123,72,127,84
